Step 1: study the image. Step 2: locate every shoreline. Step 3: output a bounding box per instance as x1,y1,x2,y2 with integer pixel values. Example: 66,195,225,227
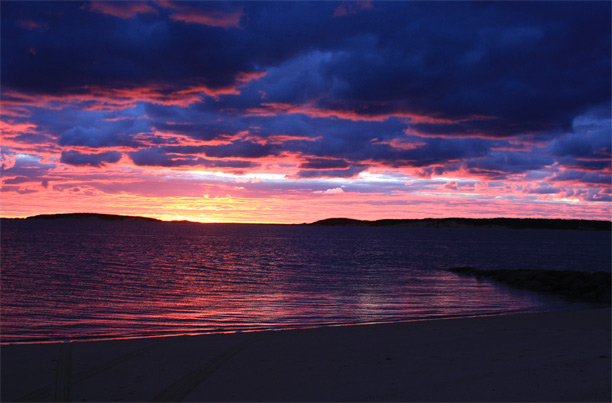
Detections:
0,305,589,346
447,267,612,303
2,307,610,402
4,214,611,230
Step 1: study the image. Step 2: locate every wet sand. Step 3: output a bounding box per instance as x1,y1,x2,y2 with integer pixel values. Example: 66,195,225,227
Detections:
2,308,610,402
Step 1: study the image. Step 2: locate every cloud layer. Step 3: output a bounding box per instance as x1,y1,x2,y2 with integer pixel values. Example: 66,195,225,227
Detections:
1,1,610,222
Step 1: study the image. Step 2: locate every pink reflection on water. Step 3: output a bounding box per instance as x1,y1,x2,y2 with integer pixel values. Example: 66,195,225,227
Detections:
1,221,603,343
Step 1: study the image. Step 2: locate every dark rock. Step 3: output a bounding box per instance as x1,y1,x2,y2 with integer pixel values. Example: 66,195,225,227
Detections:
598,288,611,303
447,267,611,305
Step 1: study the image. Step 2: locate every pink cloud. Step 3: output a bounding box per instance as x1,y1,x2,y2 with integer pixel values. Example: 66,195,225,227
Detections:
524,184,561,195
86,1,158,19
159,2,244,28
144,130,212,147
17,20,44,30
1,153,17,170
170,9,243,28
2,159,610,222
334,1,374,17
247,102,404,122
266,135,320,144
0,105,31,118
235,71,267,83
371,137,426,151
246,102,493,126
0,120,59,155
444,181,459,190
0,121,38,137
317,187,345,194
1,73,265,112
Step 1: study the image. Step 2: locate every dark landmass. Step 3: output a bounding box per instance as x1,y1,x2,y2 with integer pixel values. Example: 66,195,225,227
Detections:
21,213,161,222
1,214,610,231
447,267,611,304
309,217,611,231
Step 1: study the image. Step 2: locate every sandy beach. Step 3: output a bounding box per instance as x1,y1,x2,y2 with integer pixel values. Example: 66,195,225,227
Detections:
2,307,610,402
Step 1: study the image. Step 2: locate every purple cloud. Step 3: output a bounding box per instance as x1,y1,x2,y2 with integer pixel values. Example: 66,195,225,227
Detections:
60,150,122,167
0,1,610,220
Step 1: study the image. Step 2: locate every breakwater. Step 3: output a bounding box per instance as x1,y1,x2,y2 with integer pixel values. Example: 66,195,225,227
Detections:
448,267,611,304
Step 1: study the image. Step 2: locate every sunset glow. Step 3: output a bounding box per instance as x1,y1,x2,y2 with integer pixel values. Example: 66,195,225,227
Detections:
1,1,610,223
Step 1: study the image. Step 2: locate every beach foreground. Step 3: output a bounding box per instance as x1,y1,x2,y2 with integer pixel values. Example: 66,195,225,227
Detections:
2,308,610,402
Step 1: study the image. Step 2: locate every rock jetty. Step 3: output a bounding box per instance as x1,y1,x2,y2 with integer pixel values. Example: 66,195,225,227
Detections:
447,267,611,304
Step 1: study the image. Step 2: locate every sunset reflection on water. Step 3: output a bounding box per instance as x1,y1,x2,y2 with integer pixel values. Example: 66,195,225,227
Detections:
1,220,606,343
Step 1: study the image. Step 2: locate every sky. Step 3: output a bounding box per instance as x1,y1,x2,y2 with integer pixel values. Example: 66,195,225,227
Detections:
1,1,611,223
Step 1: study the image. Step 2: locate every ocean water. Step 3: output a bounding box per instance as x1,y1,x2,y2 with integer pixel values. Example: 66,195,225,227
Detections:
1,220,609,343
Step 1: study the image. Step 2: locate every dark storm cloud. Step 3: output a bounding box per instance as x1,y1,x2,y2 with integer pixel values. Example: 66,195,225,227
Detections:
1,1,261,96
253,117,408,159
9,132,53,146
10,106,154,148
202,141,280,159
2,176,35,185
129,147,254,169
550,170,611,185
557,158,611,172
154,111,510,173
130,147,205,167
525,185,561,195
148,104,550,175
232,2,610,137
1,154,56,188
153,120,248,141
390,138,492,167
407,119,552,139
465,152,554,177
1,1,610,184
299,158,351,170
134,140,278,160
294,165,367,179
581,191,612,202
60,150,122,167
544,111,612,173
548,114,611,160
59,126,142,148
3,1,609,136
0,186,38,195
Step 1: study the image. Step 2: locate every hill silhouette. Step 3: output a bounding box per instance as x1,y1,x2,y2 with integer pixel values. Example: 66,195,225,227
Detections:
309,217,610,231
24,213,160,222
2,214,609,230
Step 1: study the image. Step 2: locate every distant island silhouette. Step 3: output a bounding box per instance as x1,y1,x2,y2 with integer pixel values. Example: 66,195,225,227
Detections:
22,213,161,222
308,217,611,231
2,213,609,231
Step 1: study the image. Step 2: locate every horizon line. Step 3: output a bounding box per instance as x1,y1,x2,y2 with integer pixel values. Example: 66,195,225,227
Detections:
2,212,611,225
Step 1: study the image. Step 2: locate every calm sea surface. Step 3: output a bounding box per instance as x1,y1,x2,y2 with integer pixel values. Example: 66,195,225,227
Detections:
1,220,610,343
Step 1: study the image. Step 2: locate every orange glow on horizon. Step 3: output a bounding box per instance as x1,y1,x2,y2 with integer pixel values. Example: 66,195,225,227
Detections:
2,180,610,224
